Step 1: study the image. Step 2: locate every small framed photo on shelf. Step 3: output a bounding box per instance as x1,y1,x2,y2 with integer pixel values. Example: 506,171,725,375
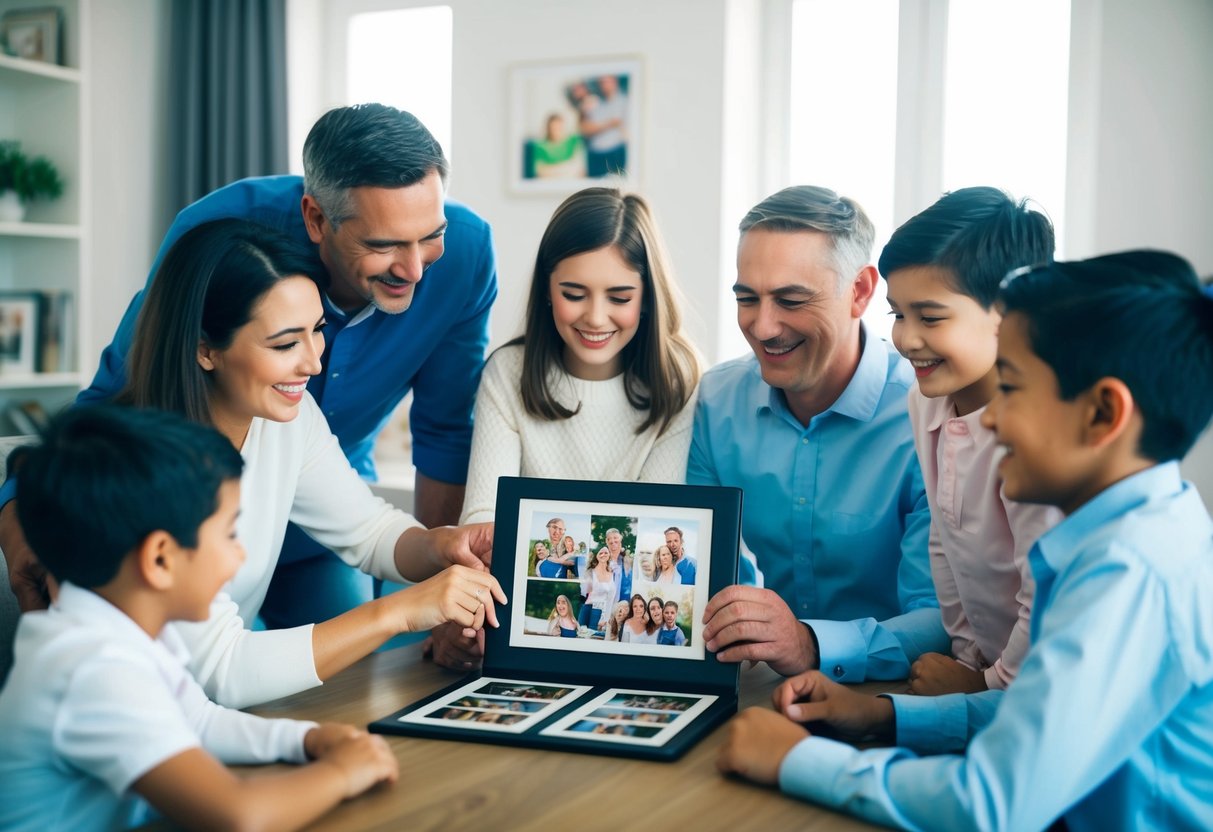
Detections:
509,56,642,194
0,292,41,376
1,6,63,65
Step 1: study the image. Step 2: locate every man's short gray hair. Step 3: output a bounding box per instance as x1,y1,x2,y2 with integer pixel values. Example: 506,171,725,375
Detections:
739,185,875,293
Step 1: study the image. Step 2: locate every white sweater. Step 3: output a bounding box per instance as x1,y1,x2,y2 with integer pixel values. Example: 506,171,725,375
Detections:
175,393,422,708
460,345,696,524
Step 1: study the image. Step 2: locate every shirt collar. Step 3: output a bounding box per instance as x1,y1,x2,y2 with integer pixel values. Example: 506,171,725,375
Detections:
757,325,886,424
321,294,376,328
1034,462,1184,573
54,582,190,666
921,394,986,433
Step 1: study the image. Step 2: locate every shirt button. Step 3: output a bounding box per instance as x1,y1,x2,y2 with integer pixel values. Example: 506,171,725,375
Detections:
331,371,340,378
832,665,845,678
798,497,806,505
327,411,335,417
802,437,809,445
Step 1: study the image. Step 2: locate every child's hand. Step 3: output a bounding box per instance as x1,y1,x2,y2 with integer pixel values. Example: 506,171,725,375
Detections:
716,707,808,786
908,652,988,695
314,731,399,799
395,564,507,635
304,723,362,760
772,671,895,744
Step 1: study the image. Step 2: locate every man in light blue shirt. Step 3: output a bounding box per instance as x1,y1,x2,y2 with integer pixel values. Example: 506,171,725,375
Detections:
718,252,1213,830
693,186,946,681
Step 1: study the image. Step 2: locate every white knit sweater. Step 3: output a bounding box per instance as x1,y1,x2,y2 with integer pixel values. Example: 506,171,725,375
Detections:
460,345,696,523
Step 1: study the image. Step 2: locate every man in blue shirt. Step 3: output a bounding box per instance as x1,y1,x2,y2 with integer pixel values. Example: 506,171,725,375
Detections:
717,251,1213,831
2,105,497,655
693,186,945,682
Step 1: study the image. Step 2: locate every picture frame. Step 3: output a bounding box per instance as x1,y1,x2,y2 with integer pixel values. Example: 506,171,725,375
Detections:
0,292,42,376
508,57,642,194
1,7,63,65
372,476,742,761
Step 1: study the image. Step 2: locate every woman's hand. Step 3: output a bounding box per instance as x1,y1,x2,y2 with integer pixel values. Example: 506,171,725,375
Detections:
391,564,507,634
396,522,494,582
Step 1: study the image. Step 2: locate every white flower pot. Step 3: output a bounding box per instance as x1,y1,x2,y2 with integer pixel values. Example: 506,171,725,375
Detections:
0,190,24,222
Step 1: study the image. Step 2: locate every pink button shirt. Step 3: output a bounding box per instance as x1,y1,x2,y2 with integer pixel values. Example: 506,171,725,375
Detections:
908,388,1061,689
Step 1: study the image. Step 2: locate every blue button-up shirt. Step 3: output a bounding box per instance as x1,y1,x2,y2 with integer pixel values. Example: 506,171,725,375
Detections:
687,331,945,681
781,463,1213,831
75,175,496,484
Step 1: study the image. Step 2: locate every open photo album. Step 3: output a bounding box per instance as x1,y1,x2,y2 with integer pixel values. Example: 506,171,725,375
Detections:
370,476,742,761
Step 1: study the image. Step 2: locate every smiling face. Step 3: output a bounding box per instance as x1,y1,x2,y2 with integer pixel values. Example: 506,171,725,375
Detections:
662,605,677,627
546,519,565,547
887,265,1002,416
555,596,570,617
305,172,447,315
563,535,576,554
549,245,644,381
735,228,869,423
175,479,245,621
605,530,623,555
981,313,1096,514
199,277,326,445
595,547,610,568
648,599,663,622
631,596,647,620
664,530,682,556
613,603,629,624
656,546,673,572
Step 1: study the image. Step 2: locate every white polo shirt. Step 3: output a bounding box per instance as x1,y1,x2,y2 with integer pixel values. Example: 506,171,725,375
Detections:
0,583,315,832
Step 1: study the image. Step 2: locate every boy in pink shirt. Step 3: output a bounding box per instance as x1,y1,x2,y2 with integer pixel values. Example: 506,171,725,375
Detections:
880,187,1060,694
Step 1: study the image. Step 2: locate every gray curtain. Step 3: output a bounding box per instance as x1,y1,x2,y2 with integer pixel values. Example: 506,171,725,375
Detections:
169,0,289,212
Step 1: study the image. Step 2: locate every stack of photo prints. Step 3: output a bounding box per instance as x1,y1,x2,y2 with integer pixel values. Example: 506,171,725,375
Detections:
371,477,742,761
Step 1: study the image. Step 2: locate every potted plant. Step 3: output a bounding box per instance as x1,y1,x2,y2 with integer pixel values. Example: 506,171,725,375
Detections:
0,141,64,222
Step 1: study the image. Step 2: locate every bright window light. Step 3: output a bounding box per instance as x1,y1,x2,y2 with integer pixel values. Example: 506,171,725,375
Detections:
943,0,1071,253
789,0,900,340
347,6,453,159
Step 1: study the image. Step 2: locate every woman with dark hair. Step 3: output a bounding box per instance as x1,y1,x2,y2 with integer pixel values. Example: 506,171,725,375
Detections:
620,593,659,645
115,218,505,708
459,187,700,525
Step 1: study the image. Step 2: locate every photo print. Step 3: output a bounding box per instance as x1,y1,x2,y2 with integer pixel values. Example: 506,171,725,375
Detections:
540,688,718,747
511,497,712,660
396,676,592,735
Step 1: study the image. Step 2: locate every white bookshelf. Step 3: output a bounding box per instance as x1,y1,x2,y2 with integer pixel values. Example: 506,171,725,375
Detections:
0,0,89,431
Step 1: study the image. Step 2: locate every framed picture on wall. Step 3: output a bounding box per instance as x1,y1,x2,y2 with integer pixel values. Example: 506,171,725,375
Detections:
1,7,63,65
0,292,42,376
508,57,642,194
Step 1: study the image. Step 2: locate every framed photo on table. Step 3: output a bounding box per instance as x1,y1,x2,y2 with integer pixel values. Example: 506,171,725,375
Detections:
508,57,642,193
0,292,41,376
1,7,63,64
372,476,742,761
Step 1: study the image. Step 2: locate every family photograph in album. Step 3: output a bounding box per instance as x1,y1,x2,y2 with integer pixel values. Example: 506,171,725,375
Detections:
370,476,742,761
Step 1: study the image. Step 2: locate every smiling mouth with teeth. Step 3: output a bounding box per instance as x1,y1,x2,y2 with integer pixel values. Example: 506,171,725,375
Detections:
762,341,799,356
273,383,307,394
577,330,615,343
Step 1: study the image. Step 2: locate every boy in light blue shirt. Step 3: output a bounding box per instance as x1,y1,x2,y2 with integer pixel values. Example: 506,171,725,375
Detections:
717,250,1213,830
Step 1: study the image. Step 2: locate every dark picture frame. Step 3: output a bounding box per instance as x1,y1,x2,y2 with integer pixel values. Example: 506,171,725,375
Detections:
1,7,63,65
372,477,742,761
0,291,42,376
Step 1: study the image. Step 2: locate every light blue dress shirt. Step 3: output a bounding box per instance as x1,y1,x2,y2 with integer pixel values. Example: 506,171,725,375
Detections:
780,463,1213,831
688,331,946,681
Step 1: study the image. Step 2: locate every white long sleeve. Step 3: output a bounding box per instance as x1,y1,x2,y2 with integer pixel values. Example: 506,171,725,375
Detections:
460,345,696,523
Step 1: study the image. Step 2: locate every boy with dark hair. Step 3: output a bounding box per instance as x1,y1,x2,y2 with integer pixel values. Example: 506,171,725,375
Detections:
718,251,1213,831
880,186,1061,695
0,406,398,831
656,600,687,646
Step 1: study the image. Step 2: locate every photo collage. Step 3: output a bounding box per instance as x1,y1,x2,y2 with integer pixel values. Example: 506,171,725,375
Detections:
397,677,717,748
510,498,713,660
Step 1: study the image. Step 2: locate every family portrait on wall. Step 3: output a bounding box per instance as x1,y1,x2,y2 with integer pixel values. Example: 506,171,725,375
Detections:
509,57,641,192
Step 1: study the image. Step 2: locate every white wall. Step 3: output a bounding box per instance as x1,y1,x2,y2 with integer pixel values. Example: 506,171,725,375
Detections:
86,0,173,369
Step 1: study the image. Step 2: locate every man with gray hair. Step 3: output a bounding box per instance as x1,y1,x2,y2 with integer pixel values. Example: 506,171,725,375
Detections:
691,185,946,682
2,104,497,669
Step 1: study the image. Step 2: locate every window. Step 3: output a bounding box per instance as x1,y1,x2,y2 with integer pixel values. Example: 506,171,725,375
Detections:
788,0,900,339
346,6,454,158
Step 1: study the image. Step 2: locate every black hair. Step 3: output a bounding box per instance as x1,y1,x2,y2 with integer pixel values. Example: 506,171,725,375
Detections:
119,219,322,426
13,405,244,588
879,186,1055,308
303,103,448,227
999,250,1213,462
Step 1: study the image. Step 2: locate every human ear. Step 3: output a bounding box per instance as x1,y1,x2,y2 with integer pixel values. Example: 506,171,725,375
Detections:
196,341,217,372
300,194,328,245
135,530,178,591
850,265,879,318
1084,377,1136,449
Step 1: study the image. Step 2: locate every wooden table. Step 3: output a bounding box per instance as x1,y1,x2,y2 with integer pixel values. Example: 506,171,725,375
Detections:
236,645,894,831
